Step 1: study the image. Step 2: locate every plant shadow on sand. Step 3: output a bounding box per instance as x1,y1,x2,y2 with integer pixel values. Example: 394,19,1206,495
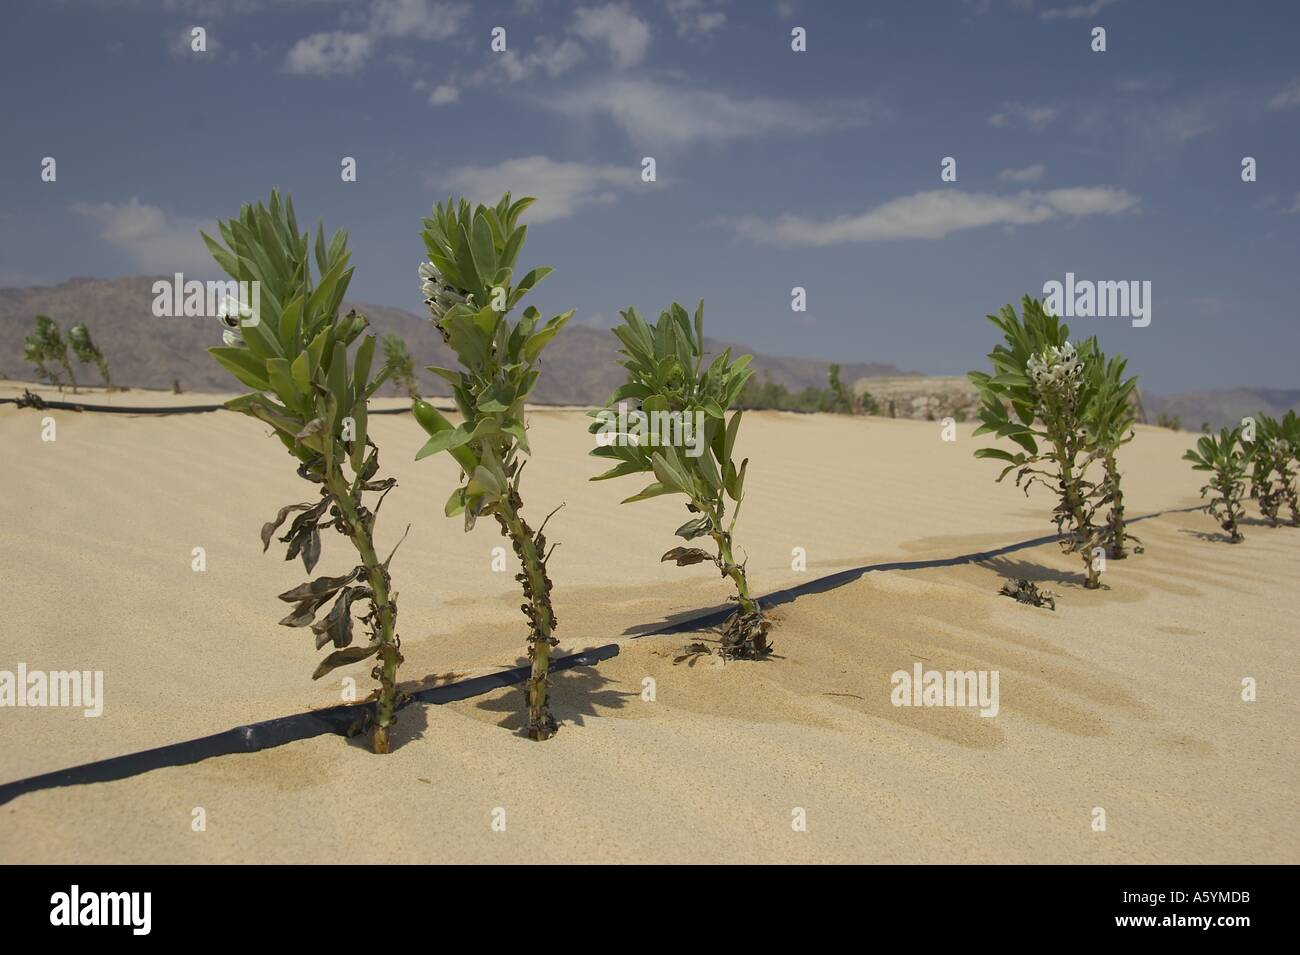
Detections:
1236,515,1298,528
1177,526,1241,544
471,659,635,737
622,600,734,637
976,555,1093,590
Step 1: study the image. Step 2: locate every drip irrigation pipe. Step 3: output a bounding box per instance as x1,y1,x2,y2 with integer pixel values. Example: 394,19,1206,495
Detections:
0,396,415,416
637,505,1204,635
0,643,619,806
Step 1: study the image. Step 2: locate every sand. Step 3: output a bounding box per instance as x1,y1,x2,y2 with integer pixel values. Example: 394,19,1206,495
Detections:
1,380,1296,863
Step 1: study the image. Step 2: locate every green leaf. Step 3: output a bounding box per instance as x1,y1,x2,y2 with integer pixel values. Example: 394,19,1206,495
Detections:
621,481,676,504
266,358,303,415
444,487,467,516
209,347,269,391
974,447,1022,463
353,334,376,398
469,211,498,289
725,457,748,502
415,424,473,461
466,465,502,499
591,459,648,482
523,310,574,363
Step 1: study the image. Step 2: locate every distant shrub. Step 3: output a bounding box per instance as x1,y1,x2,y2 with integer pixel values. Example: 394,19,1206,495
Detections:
68,322,112,389
23,315,76,391
736,368,876,415
381,332,419,398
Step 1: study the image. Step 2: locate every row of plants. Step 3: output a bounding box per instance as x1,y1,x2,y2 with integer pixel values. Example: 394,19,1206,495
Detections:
199,190,1286,753
204,190,772,751
22,315,113,392
1184,411,1300,542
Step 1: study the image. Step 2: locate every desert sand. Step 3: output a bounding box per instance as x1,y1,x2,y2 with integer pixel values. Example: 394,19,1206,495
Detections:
1,380,1296,863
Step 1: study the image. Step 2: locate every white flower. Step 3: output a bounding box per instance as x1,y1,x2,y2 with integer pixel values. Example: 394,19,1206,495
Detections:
1026,341,1084,403
418,260,470,325
216,295,253,346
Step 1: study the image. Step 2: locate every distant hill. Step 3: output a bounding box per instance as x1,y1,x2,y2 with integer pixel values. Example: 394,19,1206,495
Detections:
1142,389,1300,432
0,276,912,404
6,277,1293,422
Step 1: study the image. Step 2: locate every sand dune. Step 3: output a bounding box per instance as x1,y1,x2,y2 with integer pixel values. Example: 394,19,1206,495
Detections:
1,381,1296,863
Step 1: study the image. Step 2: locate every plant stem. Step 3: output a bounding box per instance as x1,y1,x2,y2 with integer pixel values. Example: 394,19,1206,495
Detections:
326,469,400,754
1056,436,1100,589
496,492,558,741
711,525,757,615
1105,452,1127,559
1216,473,1243,542
706,500,770,656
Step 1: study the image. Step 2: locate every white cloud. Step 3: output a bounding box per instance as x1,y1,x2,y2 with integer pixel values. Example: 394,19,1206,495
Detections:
284,31,373,75
544,77,880,148
501,37,587,82
1075,93,1225,151
1040,0,1119,19
573,3,651,68
438,155,641,223
989,102,1057,129
428,83,459,105
667,0,727,37
284,1,467,75
732,187,1139,246
1268,78,1300,110
72,198,215,273
370,0,468,40
776,1,798,19
536,37,586,75
998,163,1045,183
1286,193,1300,215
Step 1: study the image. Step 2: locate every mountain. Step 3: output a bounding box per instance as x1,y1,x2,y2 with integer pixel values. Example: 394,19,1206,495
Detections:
7,277,1292,424
1142,389,1300,431
0,276,913,403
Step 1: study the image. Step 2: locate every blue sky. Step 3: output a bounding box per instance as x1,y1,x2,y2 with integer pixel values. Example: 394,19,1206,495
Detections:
1,0,1297,394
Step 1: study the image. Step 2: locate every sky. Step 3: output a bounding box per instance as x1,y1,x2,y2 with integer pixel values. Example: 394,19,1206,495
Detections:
1,0,1298,394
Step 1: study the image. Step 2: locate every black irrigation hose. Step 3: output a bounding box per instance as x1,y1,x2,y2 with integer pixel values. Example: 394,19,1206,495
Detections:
0,397,415,416
0,643,619,807
636,505,1205,636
